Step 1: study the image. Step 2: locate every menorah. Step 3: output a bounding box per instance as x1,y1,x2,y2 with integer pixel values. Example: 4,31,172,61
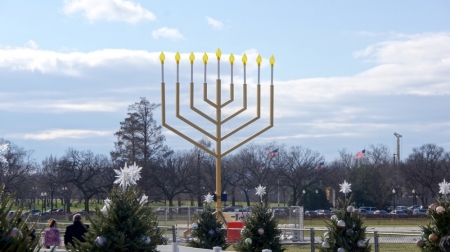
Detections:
159,48,275,219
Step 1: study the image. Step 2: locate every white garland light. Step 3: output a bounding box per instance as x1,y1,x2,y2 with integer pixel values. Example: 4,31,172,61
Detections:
255,184,266,202
339,180,352,195
204,193,214,204
439,179,450,195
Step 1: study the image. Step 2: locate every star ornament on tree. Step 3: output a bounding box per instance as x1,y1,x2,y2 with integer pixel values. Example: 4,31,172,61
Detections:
204,193,214,204
0,143,9,163
255,184,266,202
114,162,143,192
339,180,352,195
439,179,450,195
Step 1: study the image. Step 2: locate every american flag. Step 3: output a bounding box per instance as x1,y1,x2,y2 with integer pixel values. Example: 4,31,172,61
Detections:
268,149,278,158
314,162,325,170
355,149,365,159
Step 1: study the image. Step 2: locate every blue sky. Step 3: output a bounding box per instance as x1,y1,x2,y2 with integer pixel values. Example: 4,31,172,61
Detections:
1,0,449,162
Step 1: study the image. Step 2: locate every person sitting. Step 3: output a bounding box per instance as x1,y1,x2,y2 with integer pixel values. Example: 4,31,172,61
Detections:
64,214,89,247
44,219,61,249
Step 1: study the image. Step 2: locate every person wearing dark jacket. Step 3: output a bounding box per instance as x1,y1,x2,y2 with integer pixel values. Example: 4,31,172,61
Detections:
64,214,89,247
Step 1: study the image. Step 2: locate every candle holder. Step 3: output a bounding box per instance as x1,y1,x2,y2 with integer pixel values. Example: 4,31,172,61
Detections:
160,48,275,221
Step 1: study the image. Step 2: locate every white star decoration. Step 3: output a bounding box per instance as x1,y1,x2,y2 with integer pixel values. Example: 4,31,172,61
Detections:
114,162,142,192
0,143,9,163
255,184,266,202
204,193,214,204
439,179,450,195
339,180,352,195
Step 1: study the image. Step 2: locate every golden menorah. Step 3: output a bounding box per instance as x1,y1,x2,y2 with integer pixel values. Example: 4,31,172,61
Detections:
159,48,275,219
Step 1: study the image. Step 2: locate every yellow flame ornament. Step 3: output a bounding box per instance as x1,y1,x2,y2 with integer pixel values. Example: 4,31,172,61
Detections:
229,53,235,65
270,55,275,66
242,53,247,66
159,52,165,64
175,52,180,64
189,52,195,64
256,54,262,66
216,48,222,60
203,52,208,64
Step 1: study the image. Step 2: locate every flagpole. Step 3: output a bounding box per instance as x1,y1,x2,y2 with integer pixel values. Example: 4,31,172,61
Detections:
277,179,280,207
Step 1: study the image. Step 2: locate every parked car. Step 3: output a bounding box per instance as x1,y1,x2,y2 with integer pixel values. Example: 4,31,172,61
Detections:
373,210,389,216
304,211,318,217
359,207,378,214
272,209,287,218
317,210,332,216
390,210,407,215
222,205,243,212
413,209,427,216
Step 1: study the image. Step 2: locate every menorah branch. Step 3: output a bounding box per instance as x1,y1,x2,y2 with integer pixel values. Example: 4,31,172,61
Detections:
161,82,217,157
221,84,247,124
190,83,217,124
203,83,217,108
176,83,218,141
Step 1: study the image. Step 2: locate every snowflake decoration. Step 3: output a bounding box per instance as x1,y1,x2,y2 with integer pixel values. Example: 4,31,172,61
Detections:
127,162,142,185
0,143,9,163
339,180,352,195
255,184,266,202
114,162,142,192
140,194,148,205
204,193,214,204
439,179,450,195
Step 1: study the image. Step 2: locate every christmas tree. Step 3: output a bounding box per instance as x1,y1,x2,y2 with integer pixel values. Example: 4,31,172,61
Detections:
234,185,286,252
417,179,450,251
68,162,166,252
320,180,371,252
187,193,229,250
0,184,41,252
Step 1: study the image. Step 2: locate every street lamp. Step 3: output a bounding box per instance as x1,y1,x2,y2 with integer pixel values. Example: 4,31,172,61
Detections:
62,187,68,213
41,192,47,212
315,190,319,209
32,187,37,210
392,189,396,211
412,189,416,206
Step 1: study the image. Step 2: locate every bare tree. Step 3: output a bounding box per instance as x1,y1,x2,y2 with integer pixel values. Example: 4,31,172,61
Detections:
400,144,449,202
59,149,114,211
281,145,325,207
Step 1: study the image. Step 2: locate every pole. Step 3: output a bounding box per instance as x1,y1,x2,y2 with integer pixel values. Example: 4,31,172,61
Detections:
216,79,222,213
277,180,280,207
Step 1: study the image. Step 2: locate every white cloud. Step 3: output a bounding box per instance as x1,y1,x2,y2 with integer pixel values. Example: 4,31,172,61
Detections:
0,100,129,113
151,27,185,40
20,129,112,140
63,0,156,24
25,40,38,49
206,16,223,30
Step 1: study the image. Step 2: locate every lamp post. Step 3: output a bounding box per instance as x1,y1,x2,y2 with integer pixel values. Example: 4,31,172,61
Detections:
315,190,319,209
62,187,68,213
32,187,37,210
392,189,396,211
412,189,416,206
41,192,47,212
302,190,306,209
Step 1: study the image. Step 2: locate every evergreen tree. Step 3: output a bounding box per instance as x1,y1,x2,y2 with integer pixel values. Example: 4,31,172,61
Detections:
233,203,286,252
320,196,371,252
418,180,450,251
69,185,165,251
0,184,41,252
187,204,229,250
